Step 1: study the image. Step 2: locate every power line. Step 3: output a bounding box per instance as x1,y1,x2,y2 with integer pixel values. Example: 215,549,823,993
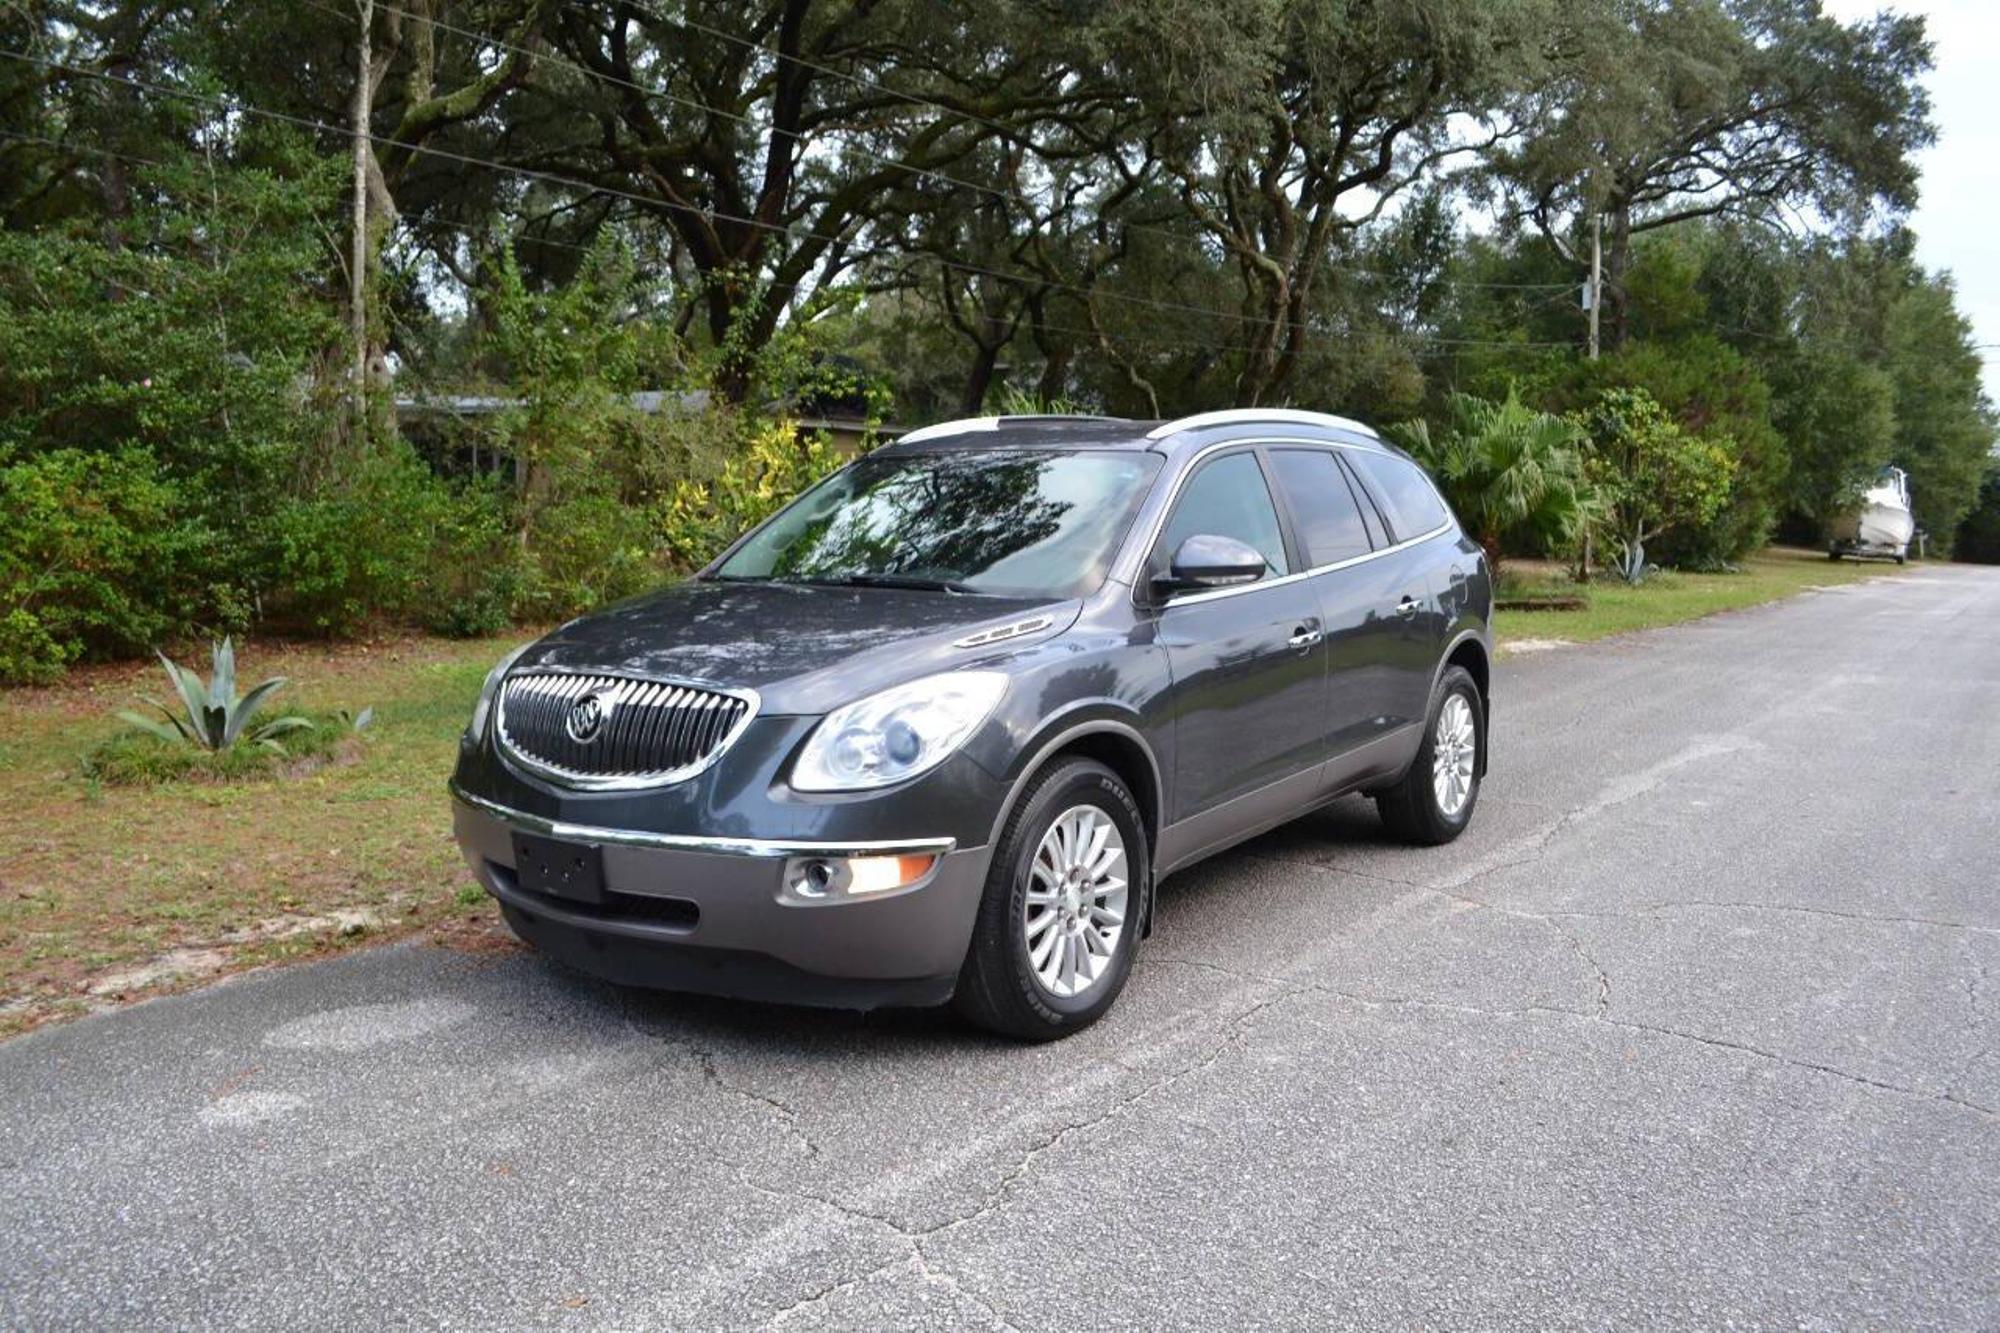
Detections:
13,47,1581,341
299,0,1573,296
0,124,1584,370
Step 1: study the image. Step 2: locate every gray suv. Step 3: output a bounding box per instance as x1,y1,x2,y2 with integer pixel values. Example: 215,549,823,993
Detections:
450,409,1492,1039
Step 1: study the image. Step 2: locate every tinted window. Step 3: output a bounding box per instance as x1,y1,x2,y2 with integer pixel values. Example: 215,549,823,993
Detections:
717,449,1162,598
1159,452,1289,578
1271,449,1374,565
1338,455,1389,548
1348,451,1451,541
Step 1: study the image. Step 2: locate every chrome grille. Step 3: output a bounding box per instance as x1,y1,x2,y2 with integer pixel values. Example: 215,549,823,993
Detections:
496,672,754,788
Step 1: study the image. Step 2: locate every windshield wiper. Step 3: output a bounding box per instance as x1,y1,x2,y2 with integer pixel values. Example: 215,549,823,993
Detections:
800,573,987,595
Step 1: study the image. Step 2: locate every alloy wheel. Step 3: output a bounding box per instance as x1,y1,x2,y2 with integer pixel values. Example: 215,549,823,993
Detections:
1432,692,1477,817
1022,804,1129,999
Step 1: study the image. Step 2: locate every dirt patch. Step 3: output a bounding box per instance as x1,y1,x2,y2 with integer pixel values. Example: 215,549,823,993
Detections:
1499,637,1576,655
79,908,385,1000
425,908,526,958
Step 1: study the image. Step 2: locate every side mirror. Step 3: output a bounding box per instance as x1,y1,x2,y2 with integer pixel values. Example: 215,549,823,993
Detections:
1154,533,1269,596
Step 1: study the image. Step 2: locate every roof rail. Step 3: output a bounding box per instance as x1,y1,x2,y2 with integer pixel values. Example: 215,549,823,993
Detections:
1145,407,1376,440
897,413,1121,445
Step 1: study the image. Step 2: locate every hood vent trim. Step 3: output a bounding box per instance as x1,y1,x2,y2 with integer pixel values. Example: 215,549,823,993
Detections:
953,616,1055,650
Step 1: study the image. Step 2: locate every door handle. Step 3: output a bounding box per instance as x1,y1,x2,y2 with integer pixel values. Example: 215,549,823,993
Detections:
1288,624,1323,649
1396,596,1421,619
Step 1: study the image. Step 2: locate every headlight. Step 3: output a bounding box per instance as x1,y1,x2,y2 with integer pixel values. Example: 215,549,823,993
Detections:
791,672,1008,792
467,643,532,741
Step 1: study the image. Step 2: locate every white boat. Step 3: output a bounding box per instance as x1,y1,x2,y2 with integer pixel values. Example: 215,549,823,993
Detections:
1829,465,1914,563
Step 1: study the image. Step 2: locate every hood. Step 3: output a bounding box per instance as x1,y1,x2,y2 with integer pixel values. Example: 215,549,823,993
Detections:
518,579,1078,714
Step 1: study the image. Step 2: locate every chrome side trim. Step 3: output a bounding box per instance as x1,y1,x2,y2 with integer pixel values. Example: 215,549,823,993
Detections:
1146,408,1380,441
1160,523,1452,608
450,782,957,859
494,669,759,793
953,615,1054,649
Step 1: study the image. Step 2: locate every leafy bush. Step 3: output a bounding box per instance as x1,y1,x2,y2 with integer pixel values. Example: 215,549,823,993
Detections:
1955,465,2000,565
261,445,525,638
1388,387,1590,573
1571,389,1736,585
0,448,203,683
658,419,843,571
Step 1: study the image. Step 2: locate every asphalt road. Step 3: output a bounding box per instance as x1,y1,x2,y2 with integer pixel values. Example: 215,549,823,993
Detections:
5,566,1998,1329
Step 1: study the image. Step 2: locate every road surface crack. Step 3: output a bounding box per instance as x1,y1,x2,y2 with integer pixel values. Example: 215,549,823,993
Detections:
1589,900,2000,936
1151,955,1997,1123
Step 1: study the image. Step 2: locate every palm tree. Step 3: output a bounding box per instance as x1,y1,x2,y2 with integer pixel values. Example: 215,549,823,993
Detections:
1388,388,1591,577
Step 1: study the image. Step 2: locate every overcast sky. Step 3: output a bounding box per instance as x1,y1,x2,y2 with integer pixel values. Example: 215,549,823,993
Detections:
1826,0,1997,403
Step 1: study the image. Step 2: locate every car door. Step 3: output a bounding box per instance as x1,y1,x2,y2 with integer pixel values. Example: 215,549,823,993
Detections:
1339,447,1450,738
1147,449,1328,824
1264,446,1392,760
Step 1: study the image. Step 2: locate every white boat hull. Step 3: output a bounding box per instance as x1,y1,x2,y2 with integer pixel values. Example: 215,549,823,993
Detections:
1829,472,1914,560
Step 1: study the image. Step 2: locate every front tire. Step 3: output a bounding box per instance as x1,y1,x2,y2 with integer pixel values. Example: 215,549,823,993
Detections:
1376,666,1483,846
955,758,1147,1041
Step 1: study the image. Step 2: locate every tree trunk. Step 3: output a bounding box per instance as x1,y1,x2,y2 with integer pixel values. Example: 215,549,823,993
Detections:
1600,200,1634,354
350,0,374,438
960,341,1001,416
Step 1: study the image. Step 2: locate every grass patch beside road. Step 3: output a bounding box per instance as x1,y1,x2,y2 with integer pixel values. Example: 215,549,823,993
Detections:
1497,545,1900,649
0,634,529,1036
0,545,1909,1036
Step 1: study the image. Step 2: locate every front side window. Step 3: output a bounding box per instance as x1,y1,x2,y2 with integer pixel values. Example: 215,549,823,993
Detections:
1347,450,1451,542
1270,448,1374,566
715,449,1162,599
1157,452,1290,579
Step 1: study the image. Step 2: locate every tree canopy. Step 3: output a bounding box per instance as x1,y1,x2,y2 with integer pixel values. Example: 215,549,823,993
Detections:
0,0,1993,678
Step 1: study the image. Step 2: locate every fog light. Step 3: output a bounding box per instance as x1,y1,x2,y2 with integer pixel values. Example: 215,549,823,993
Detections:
844,853,938,895
784,853,939,902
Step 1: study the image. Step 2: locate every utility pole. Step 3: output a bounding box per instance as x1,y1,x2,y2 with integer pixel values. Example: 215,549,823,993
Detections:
1587,211,1602,361
350,0,373,436
1577,208,1603,585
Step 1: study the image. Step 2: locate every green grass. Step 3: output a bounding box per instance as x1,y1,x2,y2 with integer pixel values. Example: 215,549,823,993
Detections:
79,711,360,785
1496,545,1903,648
0,547,1913,1035
0,633,526,1035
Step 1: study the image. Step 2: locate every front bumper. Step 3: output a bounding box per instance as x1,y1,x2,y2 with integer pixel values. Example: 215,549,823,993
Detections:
450,784,992,1009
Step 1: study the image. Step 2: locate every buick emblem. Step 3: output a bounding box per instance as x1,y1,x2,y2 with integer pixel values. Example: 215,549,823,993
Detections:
565,692,611,744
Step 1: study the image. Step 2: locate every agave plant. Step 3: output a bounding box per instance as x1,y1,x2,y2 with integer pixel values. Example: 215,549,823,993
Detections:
117,638,314,753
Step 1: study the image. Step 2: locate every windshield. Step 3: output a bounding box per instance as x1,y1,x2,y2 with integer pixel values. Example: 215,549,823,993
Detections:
714,449,1163,599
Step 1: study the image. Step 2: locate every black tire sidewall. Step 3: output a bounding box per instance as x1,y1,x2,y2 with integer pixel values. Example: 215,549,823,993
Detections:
992,760,1148,1029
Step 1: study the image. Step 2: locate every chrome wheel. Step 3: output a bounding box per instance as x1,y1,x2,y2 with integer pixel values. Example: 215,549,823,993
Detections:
1022,804,1129,999
1431,692,1477,817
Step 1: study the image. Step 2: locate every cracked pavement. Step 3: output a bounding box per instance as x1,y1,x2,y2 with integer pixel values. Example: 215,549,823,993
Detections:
4,566,1998,1328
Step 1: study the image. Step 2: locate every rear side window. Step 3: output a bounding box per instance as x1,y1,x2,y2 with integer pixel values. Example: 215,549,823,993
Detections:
1348,451,1451,541
1270,449,1374,566
1159,452,1290,578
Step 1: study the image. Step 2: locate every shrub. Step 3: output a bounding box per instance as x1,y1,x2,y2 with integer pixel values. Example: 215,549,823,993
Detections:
1571,389,1736,584
1388,388,1591,574
262,445,524,638
658,419,843,571
0,448,203,682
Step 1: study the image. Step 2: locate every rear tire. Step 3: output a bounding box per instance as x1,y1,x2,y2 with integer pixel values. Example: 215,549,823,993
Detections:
1376,666,1483,846
954,758,1147,1041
